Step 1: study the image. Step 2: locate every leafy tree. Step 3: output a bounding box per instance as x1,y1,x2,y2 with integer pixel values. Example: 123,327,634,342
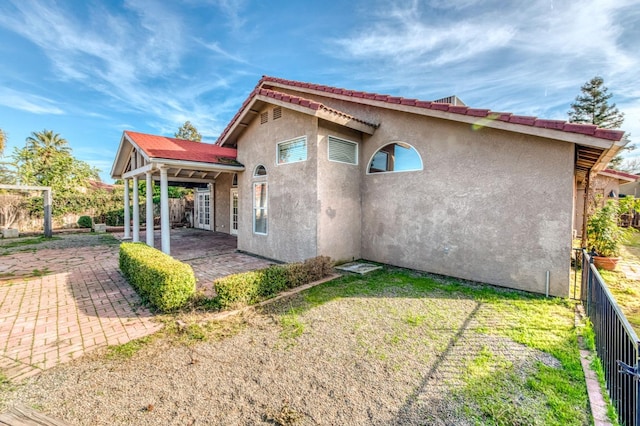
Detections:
0,128,5,156
174,121,202,142
0,128,15,184
568,76,633,168
13,129,100,199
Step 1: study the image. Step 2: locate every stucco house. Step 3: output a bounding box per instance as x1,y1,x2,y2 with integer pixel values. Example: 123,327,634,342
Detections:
574,168,638,237
111,76,626,297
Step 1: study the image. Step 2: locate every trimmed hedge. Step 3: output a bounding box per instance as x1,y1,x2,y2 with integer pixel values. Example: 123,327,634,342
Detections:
212,256,333,310
119,242,196,312
77,215,93,228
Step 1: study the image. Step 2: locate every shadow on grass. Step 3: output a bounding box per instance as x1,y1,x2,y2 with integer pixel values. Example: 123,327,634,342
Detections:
257,268,590,425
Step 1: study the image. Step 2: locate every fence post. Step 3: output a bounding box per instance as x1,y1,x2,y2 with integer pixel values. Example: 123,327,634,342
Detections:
586,251,594,317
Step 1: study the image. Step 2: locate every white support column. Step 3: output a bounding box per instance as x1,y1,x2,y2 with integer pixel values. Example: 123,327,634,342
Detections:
123,178,131,240
160,167,170,255
146,171,154,247
132,175,140,242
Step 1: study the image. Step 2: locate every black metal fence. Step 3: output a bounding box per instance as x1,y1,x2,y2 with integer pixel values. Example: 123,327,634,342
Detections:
581,249,640,426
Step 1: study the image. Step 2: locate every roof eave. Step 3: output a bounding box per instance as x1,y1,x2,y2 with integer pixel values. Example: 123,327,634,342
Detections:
150,158,245,172
111,131,152,179
263,80,622,149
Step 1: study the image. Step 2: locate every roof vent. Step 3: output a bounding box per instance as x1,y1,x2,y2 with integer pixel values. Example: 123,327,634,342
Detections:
260,111,268,124
432,95,466,106
273,106,282,120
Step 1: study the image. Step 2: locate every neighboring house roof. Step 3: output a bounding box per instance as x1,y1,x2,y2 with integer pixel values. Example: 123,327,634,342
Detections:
599,168,639,182
88,180,116,191
216,76,627,175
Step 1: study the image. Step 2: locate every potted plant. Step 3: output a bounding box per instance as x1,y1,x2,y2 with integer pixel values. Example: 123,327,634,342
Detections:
587,200,633,270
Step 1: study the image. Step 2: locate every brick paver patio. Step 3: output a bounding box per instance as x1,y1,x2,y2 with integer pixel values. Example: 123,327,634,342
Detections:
0,229,272,381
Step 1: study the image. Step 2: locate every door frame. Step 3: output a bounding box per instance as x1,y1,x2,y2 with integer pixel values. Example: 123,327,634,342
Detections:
196,189,212,230
230,188,238,235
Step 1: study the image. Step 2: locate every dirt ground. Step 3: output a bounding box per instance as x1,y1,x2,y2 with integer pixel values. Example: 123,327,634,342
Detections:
0,278,567,426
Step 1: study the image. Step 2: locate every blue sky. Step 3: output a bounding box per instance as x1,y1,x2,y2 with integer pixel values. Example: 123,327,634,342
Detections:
1,0,639,182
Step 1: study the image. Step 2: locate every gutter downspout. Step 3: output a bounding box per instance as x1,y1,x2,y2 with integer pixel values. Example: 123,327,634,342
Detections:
580,171,592,249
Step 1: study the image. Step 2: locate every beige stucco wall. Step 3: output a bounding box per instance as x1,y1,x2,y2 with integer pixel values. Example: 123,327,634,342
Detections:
214,173,234,234
316,121,362,263
233,87,578,296
356,109,574,296
236,105,319,262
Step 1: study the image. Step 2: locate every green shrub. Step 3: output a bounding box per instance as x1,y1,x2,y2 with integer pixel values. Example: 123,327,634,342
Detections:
259,265,288,297
119,242,196,312
212,271,262,310
104,209,125,226
212,256,334,310
77,215,93,228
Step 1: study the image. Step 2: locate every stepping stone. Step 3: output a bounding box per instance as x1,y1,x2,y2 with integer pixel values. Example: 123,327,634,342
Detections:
0,404,69,425
336,262,382,275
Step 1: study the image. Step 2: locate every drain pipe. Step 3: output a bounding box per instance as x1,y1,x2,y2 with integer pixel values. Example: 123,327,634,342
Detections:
545,270,550,297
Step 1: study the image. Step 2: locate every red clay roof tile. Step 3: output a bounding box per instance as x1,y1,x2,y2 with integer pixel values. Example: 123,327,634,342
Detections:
601,168,638,180
562,123,597,135
508,115,537,126
594,128,625,141
216,76,626,145
534,119,566,130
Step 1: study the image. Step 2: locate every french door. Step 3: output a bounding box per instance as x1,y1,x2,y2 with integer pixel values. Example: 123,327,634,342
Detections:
230,189,238,235
196,191,211,230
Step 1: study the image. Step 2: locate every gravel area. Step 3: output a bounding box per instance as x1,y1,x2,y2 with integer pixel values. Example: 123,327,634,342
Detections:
0,279,564,425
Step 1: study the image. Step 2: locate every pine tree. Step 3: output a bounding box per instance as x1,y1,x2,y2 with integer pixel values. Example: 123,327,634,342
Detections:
174,121,202,142
568,76,624,128
568,76,633,169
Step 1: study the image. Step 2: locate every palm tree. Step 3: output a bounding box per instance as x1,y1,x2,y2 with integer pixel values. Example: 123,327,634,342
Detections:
25,129,71,167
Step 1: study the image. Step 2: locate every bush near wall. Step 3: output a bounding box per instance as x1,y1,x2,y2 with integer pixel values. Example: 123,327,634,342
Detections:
212,256,334,310
119,242,196,312
77,215,92,228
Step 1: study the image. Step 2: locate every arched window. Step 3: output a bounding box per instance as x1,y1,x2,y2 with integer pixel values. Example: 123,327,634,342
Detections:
254,164,267,177
252,165,267,234
232,173,238,186
367,142,423,174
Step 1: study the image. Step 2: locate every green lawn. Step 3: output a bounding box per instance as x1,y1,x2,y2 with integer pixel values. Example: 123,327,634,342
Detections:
263,269,591,425
597,233,640,334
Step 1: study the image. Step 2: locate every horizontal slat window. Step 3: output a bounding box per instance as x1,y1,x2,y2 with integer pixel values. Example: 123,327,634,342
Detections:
277,137,307,164
328,136,358,164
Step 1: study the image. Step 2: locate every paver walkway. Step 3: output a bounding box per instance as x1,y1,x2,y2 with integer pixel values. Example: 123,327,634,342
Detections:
0,229,272,381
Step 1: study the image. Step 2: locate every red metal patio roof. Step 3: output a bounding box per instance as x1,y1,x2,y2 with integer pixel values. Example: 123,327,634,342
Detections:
125,131,238,164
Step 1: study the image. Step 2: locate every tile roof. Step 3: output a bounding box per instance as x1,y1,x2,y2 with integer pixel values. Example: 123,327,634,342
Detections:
215,87,377,144
125,131,238,165
600,168,639,181
253,76,625,142
88,180,116,191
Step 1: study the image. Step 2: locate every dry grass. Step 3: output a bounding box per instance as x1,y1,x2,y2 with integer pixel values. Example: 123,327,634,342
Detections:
0,269,589,425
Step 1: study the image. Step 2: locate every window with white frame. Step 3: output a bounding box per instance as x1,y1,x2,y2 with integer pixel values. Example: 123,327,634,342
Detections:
328,136,358,164
367,142,423,173
254,164,267,177
253,182,267,234
277,136,307,164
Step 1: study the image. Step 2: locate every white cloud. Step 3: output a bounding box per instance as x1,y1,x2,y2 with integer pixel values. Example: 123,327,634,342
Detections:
0,88,64,115
332,1,515,66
